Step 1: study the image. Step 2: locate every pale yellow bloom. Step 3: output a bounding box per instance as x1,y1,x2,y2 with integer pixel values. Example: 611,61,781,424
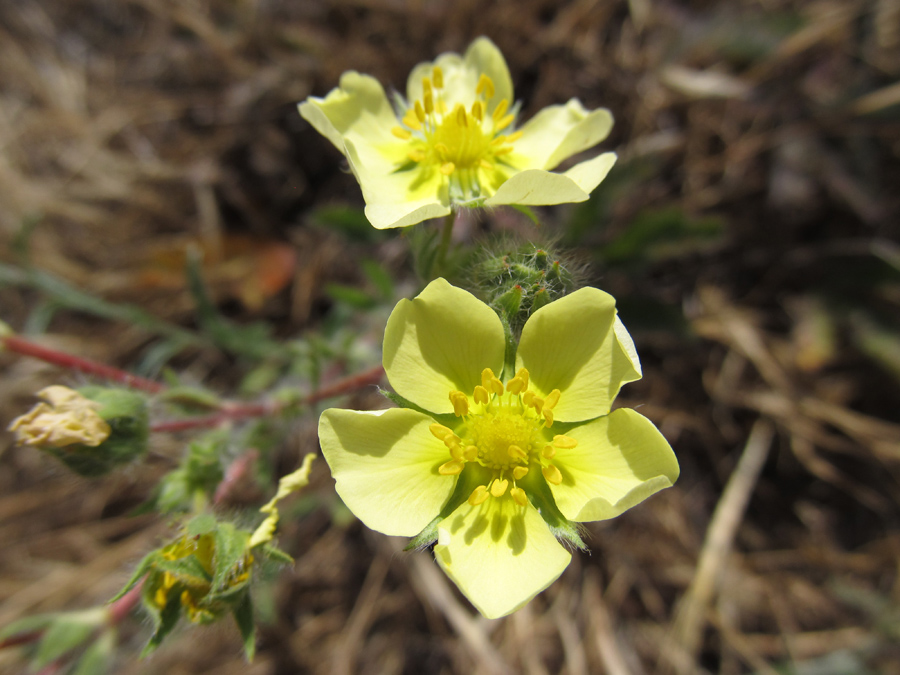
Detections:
9,385,110,448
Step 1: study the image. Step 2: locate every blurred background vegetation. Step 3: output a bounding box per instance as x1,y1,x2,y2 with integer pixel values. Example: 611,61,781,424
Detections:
1,0,899,673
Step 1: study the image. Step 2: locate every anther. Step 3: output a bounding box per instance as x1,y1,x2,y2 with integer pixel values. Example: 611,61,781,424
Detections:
476,74,495,99
471,100,483,122
468,485,490,506
492,99,509,121
439,459,465,476
510,487,528,506
531,396,544,413
481,368,495,390
391,126,412,140
513,465,529,480
432,66,444,89
506,376,526,395
449,390,468,417
490,478,509,498
473,385,489,405
402,109,422,131
422,77,432,97
515,368,530,389
508,444,527,460
408,149,426,162
494,146,514,156
414,101,426,123
542,445,556,459
543,464,563,485
455,104,467,127
544,389,561,410
522,390,535,407
464,446,478,462
442,433,461,449
434,142,450,157
495,114,515,132
440,162,456,176
424,91,434,115
543,408,554,427
553,435,578,449
479,159,494,170
505,130,523,143
429,423,454,440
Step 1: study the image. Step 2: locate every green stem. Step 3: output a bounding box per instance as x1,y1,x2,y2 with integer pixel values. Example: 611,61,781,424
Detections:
430,211,456,280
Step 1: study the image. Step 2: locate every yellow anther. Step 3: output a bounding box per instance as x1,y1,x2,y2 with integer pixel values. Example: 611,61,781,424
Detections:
481,368,496,390
513,465,529,480
543,464,563,485
440,162,456,176
531,396,544,413
464,445,478,462
508,444,527,460
515,368,530,389
434,142,450,157
553,434,578,449
439,459,465,476
449,445,464,461
468,485,490,506
492,98,509,121
480,159,494,170
391,126,412,140
543,408,554,427
471,100,483,122
544,389,561,410
432,66,444,89
414,100,425,123
424,91,434,115
476,73,495,99
422,77,432,97
408,149,426,162
429,423,454,440
449,390,468,417
542,445,556,459
522,390,535,407
403,109,422,131
443,433,461,449
495,114,515,132
490,478,509,498
494,146,514,156
505,130,523,143
510,487,528,506
506,376,526,395
473,385,489,405
455,104,467,127
437,99,447,114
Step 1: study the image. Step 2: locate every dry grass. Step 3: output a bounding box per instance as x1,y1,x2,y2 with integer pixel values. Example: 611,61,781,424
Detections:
2,0,900,673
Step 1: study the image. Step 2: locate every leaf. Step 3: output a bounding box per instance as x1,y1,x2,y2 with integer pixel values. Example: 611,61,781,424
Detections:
70,630,115,675
34,610,104,669
325,283,376,309
155,555,212,588
211,523,251,595
232,593,256,661
0,613,56,642
109,550,161,602
142,591,182,656
261,544,294,565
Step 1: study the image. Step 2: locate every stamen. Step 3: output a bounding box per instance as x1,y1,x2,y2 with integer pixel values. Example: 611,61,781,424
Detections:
494,146,514,156
432,66,444,89
429,423,454,440
507,444,527,460
522,390,535,407
492,99,509,121
506,376,526,395
391,126,412,140
449,390,468,417
439,459,465,475
531,396,544,413
490,478,509,497
414,101,426,124
543,408,554,427
515,368,530,389
476,74,495,99
544,389,561,410
543,464,563,485
422,77,432,97
440,162,456,176
495,114,515,132
471,100,483,122
505,130,523,143
402,109,422,131
468,485,490,506
464,446,478,462
424,91,434,115
473,385,489,405
510,487,528,506
455,104,467,127
553,435,578,449
513,465,529,480
479,159,494,170
408,149,425,162
542,445,556,459
434,142,450,156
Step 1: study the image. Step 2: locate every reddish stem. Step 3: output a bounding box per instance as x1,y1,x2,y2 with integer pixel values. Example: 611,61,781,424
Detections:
2,335,165,394
214,449,259,506
0,630,44,650
108,578,145,625
150,365,385,433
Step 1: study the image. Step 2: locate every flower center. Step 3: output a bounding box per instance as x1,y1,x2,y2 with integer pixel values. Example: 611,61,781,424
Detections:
391,68,522,202
430,367,577,508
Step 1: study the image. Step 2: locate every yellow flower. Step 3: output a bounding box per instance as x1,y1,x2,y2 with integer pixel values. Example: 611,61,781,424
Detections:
299,37,617,229
8,385,110,448
318,279,679,618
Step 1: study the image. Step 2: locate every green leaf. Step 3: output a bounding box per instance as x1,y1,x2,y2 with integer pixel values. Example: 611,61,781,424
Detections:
70,629,115,675
186,514,218,538
109,550,161,602
158,386,222,411
232,594,256,661
261,544,294,565
142,591,182,656
155,555,212,587
211,523,251,594
0,613,56,641
34,609,104,669
509,204,541,226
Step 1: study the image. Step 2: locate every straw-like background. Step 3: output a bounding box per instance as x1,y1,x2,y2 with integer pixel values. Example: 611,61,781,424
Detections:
2,1,900,673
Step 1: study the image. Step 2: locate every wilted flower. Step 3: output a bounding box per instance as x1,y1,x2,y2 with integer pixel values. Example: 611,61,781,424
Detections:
9,385,110,448
300,37,616,229
318,279,679,618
